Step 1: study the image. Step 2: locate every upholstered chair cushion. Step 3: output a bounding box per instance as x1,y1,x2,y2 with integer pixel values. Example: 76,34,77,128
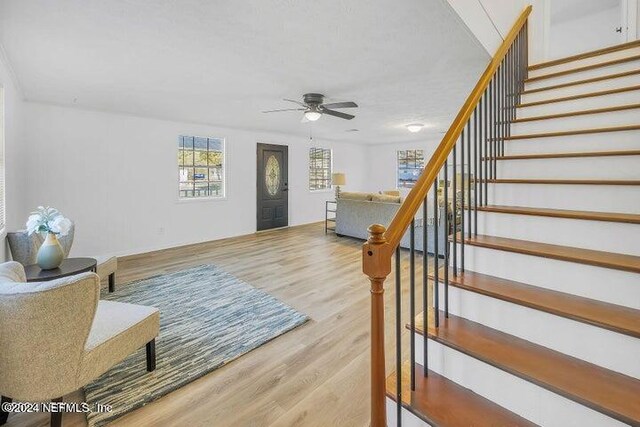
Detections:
80,301,159,384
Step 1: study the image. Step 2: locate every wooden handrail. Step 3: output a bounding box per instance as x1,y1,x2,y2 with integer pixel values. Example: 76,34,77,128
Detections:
383,5,532,251
363,6,531,426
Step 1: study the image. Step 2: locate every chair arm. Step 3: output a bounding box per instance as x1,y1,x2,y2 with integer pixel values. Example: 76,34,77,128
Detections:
0,261,27,285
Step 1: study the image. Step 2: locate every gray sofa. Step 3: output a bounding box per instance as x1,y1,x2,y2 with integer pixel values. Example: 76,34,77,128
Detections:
335,197,447,256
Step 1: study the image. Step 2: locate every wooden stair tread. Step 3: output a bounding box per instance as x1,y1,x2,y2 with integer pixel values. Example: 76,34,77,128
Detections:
486,179,640,186
412,309,640,425
523,69,640,94
457,233,640,273
513,104,640,122
517,85,640,108
528,40,640,71
476,205,640,224
429,269,640,337
505,124,640,140
494,150,640,160
386,362,537,426
525,55,640,83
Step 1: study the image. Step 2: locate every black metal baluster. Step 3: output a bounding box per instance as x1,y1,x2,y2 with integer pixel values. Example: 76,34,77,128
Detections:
395,246,402,427
493,71,497,175
498,63,503,161
467,113,472,238
410,219,416,391
461,119,466,271
511,45,516,131
496,56,509,156
479,88,484,208
476,92,483,235
422,196,428,375
498,64,503,171
452,142,457,277
486,80,491,203
507,48,512,143
433,178,440,328
444,159,449,318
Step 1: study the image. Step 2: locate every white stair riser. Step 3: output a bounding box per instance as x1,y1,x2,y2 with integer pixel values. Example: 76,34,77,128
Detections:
525,59,640,89
512,109,640,134
414,337,624,427
433,283,640,377
460,245,639,309
528,47,640,78
517,90,640,117
504,131,640,155
488,183,640,213
522,73,640,103
385,398,430,427
497,155,640,180
475,211,640,255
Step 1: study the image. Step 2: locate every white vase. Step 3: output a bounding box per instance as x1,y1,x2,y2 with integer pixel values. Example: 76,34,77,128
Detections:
37,232,64,270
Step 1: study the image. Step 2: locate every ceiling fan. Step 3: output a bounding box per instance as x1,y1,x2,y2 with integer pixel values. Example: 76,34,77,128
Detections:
262,93,358,121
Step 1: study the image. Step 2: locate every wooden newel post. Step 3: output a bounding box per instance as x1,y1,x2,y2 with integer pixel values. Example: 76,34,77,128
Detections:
363,224,392,427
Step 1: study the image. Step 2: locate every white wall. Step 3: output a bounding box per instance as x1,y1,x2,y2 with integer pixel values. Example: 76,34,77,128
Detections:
549,4,623,58
22,102,367,258
0,48,26,261
445,0,550,63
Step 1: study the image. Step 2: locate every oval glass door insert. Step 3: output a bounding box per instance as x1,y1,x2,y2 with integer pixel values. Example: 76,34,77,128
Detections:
265,155,280,196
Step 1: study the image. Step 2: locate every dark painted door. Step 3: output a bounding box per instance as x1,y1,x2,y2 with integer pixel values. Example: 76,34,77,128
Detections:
257,143,288,231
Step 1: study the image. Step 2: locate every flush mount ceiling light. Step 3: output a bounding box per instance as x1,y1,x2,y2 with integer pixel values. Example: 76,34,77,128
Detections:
406,123,424,133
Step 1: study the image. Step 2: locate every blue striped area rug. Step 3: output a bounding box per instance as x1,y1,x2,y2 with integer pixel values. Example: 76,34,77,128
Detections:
84,264,309,426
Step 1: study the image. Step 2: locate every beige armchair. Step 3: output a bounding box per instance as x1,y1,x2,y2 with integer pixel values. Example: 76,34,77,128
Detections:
0,262,159,427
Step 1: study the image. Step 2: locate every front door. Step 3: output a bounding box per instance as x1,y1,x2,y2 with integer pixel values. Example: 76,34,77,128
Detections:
257,143,288,231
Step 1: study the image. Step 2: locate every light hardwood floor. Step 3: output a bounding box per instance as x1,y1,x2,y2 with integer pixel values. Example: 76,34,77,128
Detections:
8,222,434,427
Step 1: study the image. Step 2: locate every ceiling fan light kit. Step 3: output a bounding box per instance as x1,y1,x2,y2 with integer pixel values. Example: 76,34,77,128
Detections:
263,93,358,122
304,109,322,121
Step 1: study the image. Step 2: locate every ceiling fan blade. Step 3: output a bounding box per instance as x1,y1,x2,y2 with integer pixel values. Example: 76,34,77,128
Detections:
321,101,358,109
321,108,355,120
283,98,307,107
262,108,306,113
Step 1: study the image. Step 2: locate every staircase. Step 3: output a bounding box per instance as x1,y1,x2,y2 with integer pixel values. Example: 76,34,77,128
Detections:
363,7,640,427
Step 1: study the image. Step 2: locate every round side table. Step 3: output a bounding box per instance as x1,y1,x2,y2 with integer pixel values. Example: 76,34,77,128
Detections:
24,257,98,282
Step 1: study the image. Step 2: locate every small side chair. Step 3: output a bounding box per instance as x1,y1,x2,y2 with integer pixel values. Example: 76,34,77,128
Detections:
0,261,159,427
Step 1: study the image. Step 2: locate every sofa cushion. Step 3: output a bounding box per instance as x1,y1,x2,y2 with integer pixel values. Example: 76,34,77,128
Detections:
371,193,401,203
340,191,372,201
382,190,401,196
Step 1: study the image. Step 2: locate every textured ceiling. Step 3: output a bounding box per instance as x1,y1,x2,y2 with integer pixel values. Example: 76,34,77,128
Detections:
0,0,489,144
